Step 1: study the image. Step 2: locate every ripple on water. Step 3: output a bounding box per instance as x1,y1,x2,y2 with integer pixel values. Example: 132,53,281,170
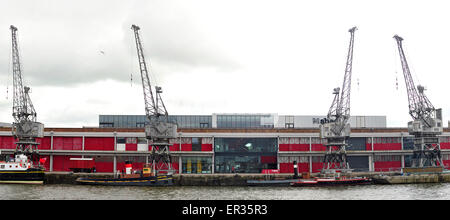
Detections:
1,183,450,200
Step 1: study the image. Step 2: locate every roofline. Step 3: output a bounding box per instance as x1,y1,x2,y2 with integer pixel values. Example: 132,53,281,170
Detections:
0,127,423,133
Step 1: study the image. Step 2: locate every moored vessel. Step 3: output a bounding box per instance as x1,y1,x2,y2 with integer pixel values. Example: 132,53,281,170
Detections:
291,176,371,187
0,153,45,184
75,161,173,186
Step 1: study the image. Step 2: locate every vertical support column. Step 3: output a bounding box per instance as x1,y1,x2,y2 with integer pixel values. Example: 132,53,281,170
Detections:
50,155,53,172
371,137,374,151
50,131,54,172
400,133,404,150
179,156,182,174
276,136,280,170
50,131,54,150
368,154,374,172
82,135,85,151
81,135,85,159
113,131,117,151
212,136,215,174
309,137,312,152
113,155,117,176
178,133,182,151
309,155,313,173
401,154,405,169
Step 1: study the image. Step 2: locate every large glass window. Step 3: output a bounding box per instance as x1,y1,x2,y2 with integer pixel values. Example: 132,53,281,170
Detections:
214,155,277,173
347,137,367,151
181,157,212,174
403,137,414,150
214,138,277,173
215,138,277,153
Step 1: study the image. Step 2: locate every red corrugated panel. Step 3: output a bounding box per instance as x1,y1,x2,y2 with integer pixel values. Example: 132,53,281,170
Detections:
72,137,82,150
169,144,179,151
181,144,192,151
95,162,114,173
311,162,323,173
374,161,401,172
84,137,114,151
0,136,16,149
201,144,213,151
53,137,64,150
279,144,289,151
289,143,309,151
373,143,401,151
172,162,179,174
289,144,299,151
390,143,402,150
63,138,73,150
279,163,292,173
366,143,372,151
53,155,77,171
39,137,52,150
126,143,137,151
441,143,450,149
298,163,309,173
103,138,115,151
311,144,326,151
279,163,309,173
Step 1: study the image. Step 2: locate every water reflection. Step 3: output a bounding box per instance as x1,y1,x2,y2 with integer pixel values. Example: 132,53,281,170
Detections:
0,183,449,200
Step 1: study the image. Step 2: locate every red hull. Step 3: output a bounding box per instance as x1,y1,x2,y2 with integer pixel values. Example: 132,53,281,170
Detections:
291,177,372,187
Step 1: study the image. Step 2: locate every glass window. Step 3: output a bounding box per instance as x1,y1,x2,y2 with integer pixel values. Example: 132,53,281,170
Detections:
126,137,137,144
99,122,114,128
181,156,212,174
347,137,366,151
214,138,277,153
214,155,277,173
192,138,202,151
403,137,414,150
214,138,278,173
137,137,147,144
117,137,126,144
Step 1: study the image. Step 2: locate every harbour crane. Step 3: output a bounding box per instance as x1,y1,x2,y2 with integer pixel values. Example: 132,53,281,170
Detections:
131,24,178,175
319,27,357,174
393,35,444,168
10,25,44,164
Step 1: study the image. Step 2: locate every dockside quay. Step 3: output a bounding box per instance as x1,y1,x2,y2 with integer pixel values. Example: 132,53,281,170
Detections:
1,113,450,175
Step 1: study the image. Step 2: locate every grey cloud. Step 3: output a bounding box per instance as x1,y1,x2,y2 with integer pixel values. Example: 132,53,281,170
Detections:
0,0,242,88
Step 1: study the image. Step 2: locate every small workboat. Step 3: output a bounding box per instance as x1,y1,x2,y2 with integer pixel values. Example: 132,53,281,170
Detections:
75,161,173,186
290,176,372,187
0,153,45,184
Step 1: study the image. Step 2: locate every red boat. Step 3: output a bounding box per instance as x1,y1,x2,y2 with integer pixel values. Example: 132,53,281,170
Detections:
290,176,372,187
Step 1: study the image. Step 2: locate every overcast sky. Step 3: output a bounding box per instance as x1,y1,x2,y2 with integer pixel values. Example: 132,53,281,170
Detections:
0,0,449,127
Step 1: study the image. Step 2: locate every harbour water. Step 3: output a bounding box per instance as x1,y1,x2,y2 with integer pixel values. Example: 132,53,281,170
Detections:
1,183,450,200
